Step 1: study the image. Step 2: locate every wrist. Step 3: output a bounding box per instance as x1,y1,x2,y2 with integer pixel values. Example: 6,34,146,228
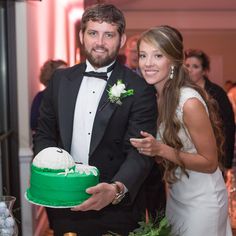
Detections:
110,181,125,205
160,143,174,161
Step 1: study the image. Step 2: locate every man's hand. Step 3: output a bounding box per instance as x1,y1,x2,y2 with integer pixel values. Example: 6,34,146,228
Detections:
71,183,117,211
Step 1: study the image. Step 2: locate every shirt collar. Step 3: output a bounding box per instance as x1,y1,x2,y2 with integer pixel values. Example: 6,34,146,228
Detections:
85,60,116,73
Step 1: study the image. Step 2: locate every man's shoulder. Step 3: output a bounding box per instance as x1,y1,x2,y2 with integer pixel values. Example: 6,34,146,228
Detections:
127,72,151,92
116,63,147,86
58,63,86,76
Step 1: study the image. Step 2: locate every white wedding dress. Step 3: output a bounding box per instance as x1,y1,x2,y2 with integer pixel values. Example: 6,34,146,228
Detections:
157,87,232,236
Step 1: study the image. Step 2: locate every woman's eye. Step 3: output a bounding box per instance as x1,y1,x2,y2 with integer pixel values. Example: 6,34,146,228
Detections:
193,65,200,69
139,54,146,59
155,54,162,58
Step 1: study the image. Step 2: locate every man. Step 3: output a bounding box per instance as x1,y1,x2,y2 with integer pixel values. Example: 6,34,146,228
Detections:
124,34,142,76
125,35,139,70
34,4,157,236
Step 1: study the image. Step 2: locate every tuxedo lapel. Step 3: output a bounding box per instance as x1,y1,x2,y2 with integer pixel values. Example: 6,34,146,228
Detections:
58,64,86,151
89,62,124,156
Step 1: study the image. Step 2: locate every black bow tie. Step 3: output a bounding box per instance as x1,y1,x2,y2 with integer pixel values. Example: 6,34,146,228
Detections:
83,71,108,80
83,62,115,81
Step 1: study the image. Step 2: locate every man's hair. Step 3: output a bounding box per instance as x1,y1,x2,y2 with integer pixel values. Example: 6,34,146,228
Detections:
81,3,126,36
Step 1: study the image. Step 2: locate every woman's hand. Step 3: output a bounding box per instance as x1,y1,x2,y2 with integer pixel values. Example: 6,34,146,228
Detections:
130,131,162,157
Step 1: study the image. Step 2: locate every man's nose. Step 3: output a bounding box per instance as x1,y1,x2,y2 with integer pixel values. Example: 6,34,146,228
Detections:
96,35,105,45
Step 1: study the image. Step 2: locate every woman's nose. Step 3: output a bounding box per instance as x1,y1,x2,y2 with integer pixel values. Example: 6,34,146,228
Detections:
145,56,154,66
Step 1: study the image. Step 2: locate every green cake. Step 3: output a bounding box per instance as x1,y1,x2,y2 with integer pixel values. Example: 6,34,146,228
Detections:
25,147,99,207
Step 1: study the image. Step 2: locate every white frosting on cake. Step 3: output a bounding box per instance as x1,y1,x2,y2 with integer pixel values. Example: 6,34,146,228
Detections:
33,147,75,170
57,164,99,176
75,164,99,176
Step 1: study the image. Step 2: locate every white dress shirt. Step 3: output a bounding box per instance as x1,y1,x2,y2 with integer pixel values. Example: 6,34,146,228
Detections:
70,60,113,164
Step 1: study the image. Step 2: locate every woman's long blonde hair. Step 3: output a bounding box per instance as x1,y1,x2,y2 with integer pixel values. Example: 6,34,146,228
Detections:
137,26,224,184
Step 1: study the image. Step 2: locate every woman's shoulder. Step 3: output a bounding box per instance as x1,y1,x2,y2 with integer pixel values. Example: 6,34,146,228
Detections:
179,87,207,113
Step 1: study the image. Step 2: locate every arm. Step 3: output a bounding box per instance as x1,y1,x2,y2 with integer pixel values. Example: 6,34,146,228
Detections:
130,98,218,173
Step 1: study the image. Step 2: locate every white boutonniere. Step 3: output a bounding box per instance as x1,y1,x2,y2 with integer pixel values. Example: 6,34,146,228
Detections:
108,80,134,105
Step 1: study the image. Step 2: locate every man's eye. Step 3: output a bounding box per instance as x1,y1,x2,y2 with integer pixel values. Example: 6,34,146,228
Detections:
105,33,114,38
88,31,96,36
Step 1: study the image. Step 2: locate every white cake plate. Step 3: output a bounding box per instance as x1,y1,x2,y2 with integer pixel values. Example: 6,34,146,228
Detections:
24,192,80,209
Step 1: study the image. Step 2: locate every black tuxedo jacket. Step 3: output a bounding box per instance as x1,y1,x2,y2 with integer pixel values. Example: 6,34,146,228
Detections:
33,61,158,235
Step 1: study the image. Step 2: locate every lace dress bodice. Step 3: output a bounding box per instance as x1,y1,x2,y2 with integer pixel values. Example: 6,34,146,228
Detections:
157,87,208,156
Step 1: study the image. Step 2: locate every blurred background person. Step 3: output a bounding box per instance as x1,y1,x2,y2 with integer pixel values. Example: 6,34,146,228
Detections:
30,59,67,134
185,49,235,171
228,84,236,123
125,34,141,75
225,80,234,93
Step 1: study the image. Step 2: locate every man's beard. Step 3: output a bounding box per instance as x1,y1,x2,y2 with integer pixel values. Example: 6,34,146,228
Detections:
84,44,120,68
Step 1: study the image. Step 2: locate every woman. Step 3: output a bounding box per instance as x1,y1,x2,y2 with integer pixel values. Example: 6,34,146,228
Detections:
184,49,235,170
130,26,232,236
30,59,67,133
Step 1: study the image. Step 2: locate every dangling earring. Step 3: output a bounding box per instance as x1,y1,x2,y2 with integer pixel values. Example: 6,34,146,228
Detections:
169,65,175,80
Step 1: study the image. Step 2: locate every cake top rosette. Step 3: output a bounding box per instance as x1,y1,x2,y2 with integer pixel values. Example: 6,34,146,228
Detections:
33,147,75,171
